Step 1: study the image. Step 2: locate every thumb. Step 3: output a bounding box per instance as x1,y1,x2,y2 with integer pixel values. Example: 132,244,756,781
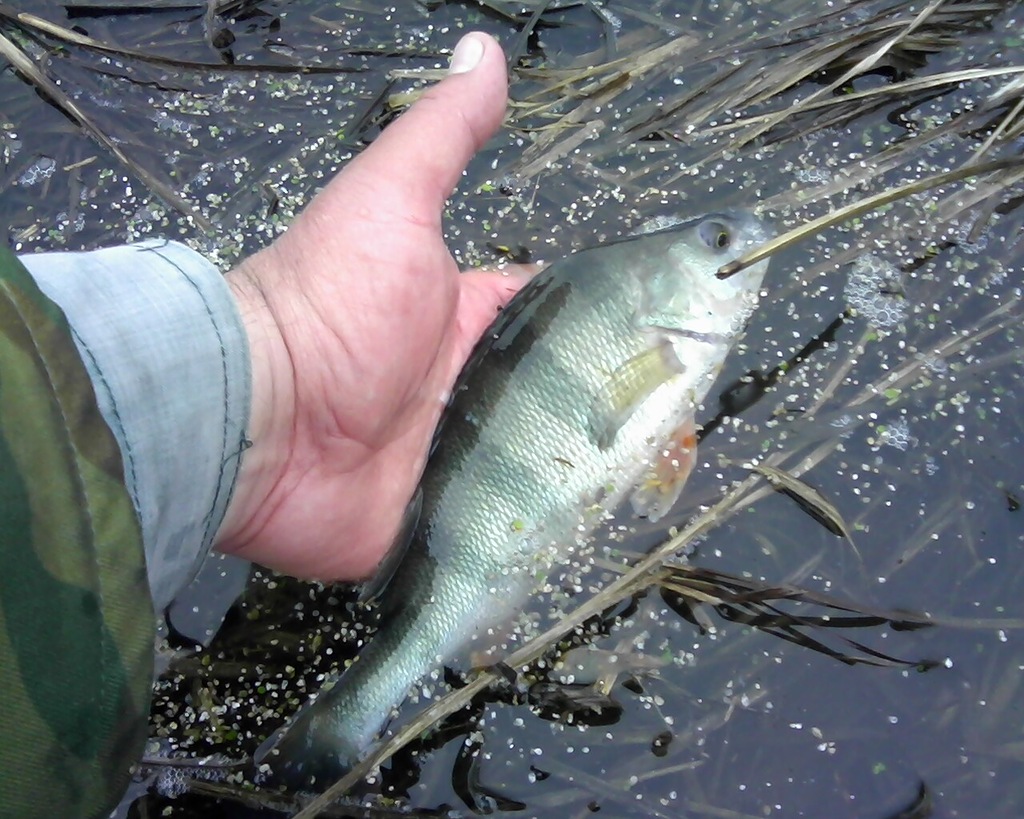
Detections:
343,32,508,218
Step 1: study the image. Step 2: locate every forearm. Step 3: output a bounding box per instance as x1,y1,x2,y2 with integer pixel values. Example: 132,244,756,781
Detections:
21,239,252,610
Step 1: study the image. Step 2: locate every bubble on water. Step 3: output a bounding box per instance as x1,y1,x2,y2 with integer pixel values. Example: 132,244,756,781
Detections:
987,265,1008,287
875,417,915,451
794,166,832,184
950,217,991,254
155,767,187,798
829,413,858,438
151,110,195,135
921,353,949,376
54,211,86,234
844,254,908,330
150,752,232,798
17,157,56,187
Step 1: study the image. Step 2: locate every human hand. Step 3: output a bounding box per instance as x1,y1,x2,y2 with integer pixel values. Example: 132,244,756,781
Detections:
216,33,526,580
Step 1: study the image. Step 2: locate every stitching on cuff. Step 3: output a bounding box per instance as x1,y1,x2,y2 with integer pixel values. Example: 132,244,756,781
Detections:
67,325,141,517
141,243,244,557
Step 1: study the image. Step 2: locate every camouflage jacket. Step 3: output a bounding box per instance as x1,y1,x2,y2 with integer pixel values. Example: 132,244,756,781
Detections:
0,245,153,818
0,241,250,818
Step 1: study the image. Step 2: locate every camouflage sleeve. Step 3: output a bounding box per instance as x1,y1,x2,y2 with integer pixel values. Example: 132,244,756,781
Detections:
23,240,252,611
1,240,252,817
0,245,154,818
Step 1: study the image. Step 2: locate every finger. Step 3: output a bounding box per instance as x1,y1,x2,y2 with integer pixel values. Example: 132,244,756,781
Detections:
344,32,509,219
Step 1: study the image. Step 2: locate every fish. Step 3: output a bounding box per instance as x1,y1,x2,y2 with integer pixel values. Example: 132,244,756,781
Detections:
255,210,774,789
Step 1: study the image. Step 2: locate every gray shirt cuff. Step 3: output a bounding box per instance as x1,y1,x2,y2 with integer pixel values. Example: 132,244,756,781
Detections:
21,240,251,611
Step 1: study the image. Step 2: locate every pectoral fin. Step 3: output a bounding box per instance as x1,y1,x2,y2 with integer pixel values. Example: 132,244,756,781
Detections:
588,346,682,450
630,416,697,521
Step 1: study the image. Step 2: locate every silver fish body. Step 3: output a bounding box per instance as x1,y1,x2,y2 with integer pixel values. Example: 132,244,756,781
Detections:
257,210,773,788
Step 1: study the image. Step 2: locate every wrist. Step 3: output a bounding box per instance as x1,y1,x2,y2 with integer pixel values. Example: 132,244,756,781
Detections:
217,249,296,553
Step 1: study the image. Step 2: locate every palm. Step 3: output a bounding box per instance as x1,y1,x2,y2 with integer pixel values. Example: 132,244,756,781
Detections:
238,223,517,579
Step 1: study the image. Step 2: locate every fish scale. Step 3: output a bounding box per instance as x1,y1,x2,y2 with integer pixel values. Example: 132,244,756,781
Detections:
256,210,774,789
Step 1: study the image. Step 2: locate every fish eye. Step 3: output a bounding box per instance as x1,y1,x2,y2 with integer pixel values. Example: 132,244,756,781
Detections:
699,220,731,251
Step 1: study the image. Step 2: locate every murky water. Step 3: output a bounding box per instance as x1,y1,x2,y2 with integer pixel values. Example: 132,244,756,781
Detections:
3,1,1023,816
